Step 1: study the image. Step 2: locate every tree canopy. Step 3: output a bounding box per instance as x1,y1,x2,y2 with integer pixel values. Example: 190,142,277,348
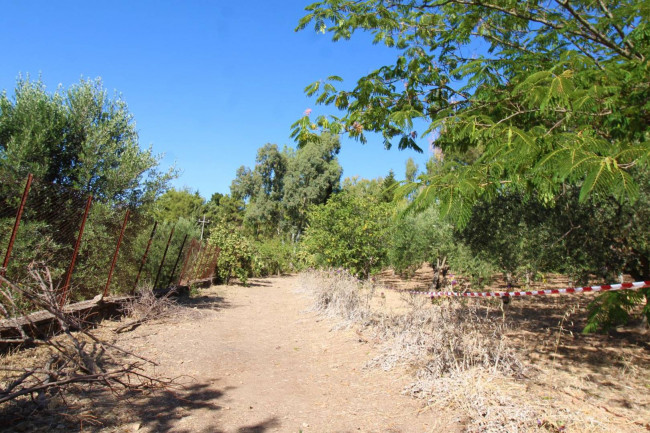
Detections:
293,0,650,223
0,77,174,205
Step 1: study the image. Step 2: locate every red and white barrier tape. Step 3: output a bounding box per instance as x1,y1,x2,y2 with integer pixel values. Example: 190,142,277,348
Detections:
409,281,650,298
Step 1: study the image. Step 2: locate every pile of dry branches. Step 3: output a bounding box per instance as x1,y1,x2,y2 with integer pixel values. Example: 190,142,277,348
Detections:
0,264,173,425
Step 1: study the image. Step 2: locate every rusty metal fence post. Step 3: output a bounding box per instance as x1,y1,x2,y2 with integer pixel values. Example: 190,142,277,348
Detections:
60,195,93,307
167,234,188,288
1,173,33,278
133,221,158,294
153,227,174,290
177,241,195,286
190,243,206,283
103,209,130,297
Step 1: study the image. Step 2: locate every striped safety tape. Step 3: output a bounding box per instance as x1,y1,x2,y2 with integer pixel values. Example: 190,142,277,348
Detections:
409,281,650,298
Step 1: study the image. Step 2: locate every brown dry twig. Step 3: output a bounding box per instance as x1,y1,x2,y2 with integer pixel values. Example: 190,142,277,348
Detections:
114,286,180,334
0,264,174,413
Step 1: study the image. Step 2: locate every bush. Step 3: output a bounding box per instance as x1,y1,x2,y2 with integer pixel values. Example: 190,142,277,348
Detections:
252,237,295,277
389,206,495,287
302,191,391,279
209,224,254,285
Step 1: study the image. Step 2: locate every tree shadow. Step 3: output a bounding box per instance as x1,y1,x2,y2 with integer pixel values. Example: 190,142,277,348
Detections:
239,279,273,288
0,382,227,433
237,417,281,433
498,295,650,375
178,294,230,311
126,382,228,433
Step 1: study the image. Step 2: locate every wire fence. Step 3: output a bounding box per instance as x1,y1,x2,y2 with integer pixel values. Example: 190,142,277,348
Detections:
0,173,220,316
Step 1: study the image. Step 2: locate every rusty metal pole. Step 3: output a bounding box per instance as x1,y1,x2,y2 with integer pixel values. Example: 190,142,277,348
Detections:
133,221,158,294
167,234,188,287
190,243,206,284
102,209,130,298
177,241,196,286
201,245,219,280
198,243,212,280
60,195,93,307
1,173,33,277
153,227,174,290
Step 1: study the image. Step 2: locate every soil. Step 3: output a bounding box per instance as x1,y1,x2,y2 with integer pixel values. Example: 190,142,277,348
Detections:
111,274,455,433
1,268,649,432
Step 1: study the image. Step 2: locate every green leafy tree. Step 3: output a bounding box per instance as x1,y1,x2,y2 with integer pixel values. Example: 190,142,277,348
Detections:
208,223,255,285
302,186,391,278
201,193,245,237
0,77,174,205
231,143,289,237
293,0,650,222
282,133,342,237
0,77,175,304
404,158,418,183
380,169,398,203
389,205,494,287
153,188,205,223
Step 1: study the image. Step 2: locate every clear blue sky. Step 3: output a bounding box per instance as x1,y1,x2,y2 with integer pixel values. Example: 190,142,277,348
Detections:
0,0,432,200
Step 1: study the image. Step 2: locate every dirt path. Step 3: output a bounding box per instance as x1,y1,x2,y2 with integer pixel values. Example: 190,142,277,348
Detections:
117,275,453,433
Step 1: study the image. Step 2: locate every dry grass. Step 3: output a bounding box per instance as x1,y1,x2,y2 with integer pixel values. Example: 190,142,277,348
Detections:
299,268,375,327
299,269,623,433
115,287,182,333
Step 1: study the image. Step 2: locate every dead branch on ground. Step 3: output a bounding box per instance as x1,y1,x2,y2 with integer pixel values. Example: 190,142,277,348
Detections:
0,263,174,411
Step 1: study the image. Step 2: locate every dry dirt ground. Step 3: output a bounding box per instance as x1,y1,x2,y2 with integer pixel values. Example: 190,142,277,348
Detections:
2,270,649,433
112,274,456,433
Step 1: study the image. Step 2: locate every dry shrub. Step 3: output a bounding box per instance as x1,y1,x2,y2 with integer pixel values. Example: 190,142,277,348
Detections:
0,265,173,429
369,297,523,378
299,269,374,327
115,287,180,333
300,269,522,378
300,269,539,432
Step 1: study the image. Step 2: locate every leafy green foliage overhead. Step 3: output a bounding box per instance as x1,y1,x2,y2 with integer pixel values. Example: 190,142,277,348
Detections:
294,0,650,223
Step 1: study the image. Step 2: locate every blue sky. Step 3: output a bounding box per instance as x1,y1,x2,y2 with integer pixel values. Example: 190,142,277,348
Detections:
0,0,433,200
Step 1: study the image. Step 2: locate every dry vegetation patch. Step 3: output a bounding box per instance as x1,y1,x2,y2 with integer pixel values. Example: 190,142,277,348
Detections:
0,268,192,432
299,269,650,433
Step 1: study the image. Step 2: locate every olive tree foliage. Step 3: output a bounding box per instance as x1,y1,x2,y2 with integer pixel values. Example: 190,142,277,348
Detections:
0,77,177,302
293,0,650,223
389,205,495,287
0,77,175,205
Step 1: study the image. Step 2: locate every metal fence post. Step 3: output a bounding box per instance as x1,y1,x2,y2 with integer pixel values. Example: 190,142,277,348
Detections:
153,227,174,290
1,173,33,278
133,221,158,294
167,234,188,288
189,243,205,284
177,240,196,286
60,195,93,307
103,209,130,298
201,244,217,279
